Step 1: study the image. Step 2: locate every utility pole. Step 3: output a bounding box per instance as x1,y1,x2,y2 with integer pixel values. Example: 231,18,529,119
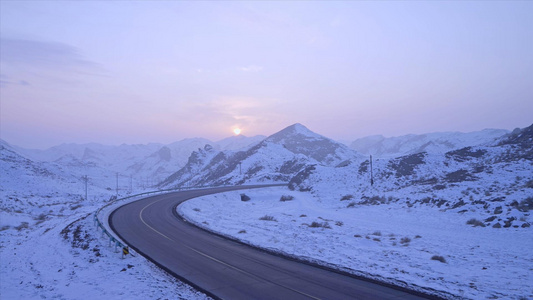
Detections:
239,162,242,175
370,155,374,186
116,172,119,197
82,175,88,201
130,174,133,193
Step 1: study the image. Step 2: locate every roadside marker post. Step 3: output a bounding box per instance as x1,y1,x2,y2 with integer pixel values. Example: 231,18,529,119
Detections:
122,246,129,259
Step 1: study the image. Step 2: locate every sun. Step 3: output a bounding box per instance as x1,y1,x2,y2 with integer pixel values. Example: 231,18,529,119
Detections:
233,128,242,135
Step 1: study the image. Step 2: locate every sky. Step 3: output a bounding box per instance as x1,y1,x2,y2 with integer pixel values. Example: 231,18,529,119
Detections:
1,1,532,149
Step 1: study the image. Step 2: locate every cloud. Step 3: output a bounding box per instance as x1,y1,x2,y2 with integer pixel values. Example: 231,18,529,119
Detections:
0,74,31,87
239,65,263,72
0,37,102,73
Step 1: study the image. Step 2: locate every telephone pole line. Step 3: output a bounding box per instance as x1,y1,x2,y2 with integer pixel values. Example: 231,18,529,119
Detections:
82,175,88,201
370,155,374,186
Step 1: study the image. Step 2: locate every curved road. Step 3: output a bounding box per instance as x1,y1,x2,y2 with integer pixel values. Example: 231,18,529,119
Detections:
110,185,432,300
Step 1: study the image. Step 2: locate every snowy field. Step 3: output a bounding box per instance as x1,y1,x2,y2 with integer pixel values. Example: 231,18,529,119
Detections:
178,187,533,300
0,202,210,300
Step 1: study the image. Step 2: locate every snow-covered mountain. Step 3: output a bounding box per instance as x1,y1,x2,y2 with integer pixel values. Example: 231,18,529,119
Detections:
159,123,362,188
291,123,533,228
0,140,109,216
2,123,531,300
7,136,266,185
215,135,266,151
349,129,509,158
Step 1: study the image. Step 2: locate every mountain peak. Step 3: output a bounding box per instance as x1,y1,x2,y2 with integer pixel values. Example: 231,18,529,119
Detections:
267,123,322,143
263,123,358,166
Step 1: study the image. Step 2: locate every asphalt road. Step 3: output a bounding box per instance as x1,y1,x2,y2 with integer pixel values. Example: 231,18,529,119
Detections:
110,185,432,300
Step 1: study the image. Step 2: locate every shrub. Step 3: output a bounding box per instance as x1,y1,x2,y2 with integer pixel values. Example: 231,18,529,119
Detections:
433,184,446,190
15,222,29,231
259,215,276,221
372,231,382,236
193,208,201,212
299,214,307,217
309,221,331,229
238,230,246,234
240,194,251,202
34,213,47,221
431,255,446,263
354,234,362,238
414,235,422,239
280,195,294,202
466,218,486,227
517,197,533,212
335,221,344,226
70,204,82,210
347,202,356,208
400,237,411,245
341,194,354,201
484,216,497,222
526,179,533,189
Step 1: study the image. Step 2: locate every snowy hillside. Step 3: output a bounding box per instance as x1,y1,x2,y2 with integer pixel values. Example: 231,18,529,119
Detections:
214,135,266,151
177,124,533,300
0,140,210,299
159,123,362,189
349,129,509,158
9,136,267,184
0,141,112,216
2,123,530,300
291,124,533,229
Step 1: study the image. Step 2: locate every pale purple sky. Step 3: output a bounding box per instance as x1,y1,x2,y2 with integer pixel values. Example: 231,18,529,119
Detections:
1,1,532,149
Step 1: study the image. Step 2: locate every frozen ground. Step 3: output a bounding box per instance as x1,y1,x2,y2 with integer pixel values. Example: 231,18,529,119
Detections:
0,202,210,300
178,187,533,300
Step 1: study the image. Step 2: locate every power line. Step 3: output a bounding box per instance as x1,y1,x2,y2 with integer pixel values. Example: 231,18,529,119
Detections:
370,155,374,186
82,175,88,201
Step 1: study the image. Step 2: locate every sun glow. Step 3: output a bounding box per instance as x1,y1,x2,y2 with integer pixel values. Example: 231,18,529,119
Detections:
233,128,242,135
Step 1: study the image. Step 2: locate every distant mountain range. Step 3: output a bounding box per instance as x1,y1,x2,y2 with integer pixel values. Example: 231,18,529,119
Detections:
159,123,360,188
348,129,509,158
1,125,515,189
7,135,266,182
2,123,531,228
290,124,533,229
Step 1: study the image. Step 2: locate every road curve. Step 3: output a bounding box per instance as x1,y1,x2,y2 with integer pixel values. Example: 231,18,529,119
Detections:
110,185,432,300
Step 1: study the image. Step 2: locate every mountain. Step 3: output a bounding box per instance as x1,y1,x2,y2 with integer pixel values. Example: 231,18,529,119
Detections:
215,135,266,151
159,123,362,188
9,136,268,184
290,123,533,229
349,129,509,158
0,141,85,215
265,124,359,166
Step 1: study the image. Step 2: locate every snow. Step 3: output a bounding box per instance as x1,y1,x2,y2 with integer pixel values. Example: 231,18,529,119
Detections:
178,187,533,300
214,135,266,151
349,129,509,158
0,210,210,300
1,124,531,299
1,142,211,299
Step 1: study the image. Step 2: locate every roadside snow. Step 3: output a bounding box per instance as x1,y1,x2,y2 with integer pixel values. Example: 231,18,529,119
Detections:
178,187,533,300
0,202,210,300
